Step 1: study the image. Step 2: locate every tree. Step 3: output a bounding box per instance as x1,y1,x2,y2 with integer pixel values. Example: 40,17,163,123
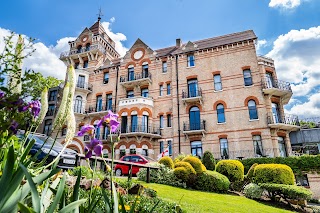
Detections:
202,151,216,171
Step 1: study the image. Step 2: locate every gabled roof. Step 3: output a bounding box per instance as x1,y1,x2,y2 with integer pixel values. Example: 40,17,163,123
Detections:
89,20,107,35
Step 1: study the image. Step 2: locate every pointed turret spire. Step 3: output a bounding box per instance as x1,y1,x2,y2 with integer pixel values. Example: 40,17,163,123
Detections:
97,7,103,21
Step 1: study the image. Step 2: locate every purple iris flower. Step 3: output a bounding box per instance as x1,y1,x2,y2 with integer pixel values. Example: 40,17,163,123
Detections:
18,105,29,112
84,138,103,158
0,91,4,99
28,100,41,118
97,110,120,132
9,120,19,134
77,124,95,136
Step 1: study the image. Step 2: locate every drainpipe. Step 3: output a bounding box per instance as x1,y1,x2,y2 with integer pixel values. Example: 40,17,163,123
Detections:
175,55,181,153
114,65,119,110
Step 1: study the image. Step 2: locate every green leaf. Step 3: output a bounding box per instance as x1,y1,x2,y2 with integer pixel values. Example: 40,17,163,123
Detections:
112,182,119,213
20,138,36,163
20,164,40,213
47,173,66,213
72,168,81,201
101,189,112,213
58,199,86,213
18,202,36,213
118,195,127,213
0,146,15,200
148,200,160,213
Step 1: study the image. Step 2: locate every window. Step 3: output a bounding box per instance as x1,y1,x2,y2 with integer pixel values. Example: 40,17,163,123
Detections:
61,127,67,136
127,90,134,98
248,100,258,120
142,63,148,78
121,116,128,133
167,140,172,156
77,75,85,88
159,85,163,96
278,137,287,157
49,90,57,101
189,106,200,130
167,83,171,95
102,150,108,158
220,138,229,159
141,88,149,97
103,72,109,84
187,54,195,67
131,115,138,132
142,115,149,132
83,60,88,68
243,69,253,86
272,103,281,123
77,45,82,53
74,96,83,113
160,141,164,153
162,61,167,73
85,43,90,51
43,119,52,135
128,66,134,81
47,104,55,116
214,74,222,91
130,145,137,154
106,94,112,110
75,62,79,69
103,126,110,139
123,156,130,161
160,115,164,128
217,104,225,123
96,95,103,112
120,147,126,158
187,79,199,97
167,114,172,127
142,147,148,156
253,135,263,157
191,141,202,158
94,125,100,139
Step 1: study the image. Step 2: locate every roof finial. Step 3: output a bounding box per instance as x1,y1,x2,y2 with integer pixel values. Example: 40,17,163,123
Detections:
97,7,103,21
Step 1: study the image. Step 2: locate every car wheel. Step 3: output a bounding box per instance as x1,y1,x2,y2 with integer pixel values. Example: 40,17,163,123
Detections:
115,168,122,176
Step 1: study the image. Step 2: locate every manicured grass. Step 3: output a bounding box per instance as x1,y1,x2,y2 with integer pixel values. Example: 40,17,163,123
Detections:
141,183,293,213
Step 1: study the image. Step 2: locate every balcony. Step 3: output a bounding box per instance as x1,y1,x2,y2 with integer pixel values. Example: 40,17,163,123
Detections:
182,88,203,104
261,78,292,104
85,105,116,115
73,103,86,117
60,44,106,59
183,120,206,136
212,148,279,160
76,82,93,93
267,113,300,131
119,73,152,89
119,96,154,108
46,109,55,117
120,125,161,139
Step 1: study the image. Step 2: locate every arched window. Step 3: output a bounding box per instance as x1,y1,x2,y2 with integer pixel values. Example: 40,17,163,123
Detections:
119,145,126,158
217,104,225,123
142,62,149,78
74,96,83,113
130,144,136,154
77,45,82,53
141,144,149,156
189,106,200,130
128,65,134,81
85,43,90,51
248,100,258,120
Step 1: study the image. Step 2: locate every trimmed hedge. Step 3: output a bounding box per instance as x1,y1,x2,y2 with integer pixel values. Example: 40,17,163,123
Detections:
202,151,216,171
182,156,206,174
259,183,312,200
159,156,174,169
195,170,230,192
216,160,244,182
246,163,258,182
174,162,196,175
173,167,190,182
173,153,189,164
241,155,320,175
253,164,295,185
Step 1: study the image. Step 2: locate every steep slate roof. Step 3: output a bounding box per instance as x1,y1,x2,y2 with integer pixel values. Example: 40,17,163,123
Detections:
89,20,107,35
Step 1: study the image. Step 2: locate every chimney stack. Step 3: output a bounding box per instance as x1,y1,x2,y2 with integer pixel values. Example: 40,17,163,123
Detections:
176,38,182,47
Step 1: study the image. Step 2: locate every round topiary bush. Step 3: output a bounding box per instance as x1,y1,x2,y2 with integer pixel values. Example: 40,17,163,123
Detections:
243,183,264,199
246,163,258,182
173,167,190,182
216,160,244,182
195,170,230,192
158,156,174,169
173,153,188,164
253,164,295,185
202,151,216,171
182,156,206,174
174,161,196,175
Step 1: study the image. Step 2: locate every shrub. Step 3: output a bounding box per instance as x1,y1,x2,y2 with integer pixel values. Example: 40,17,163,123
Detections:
69,166,106,180
182,156,206,174
174,161,196,175
202,151,216,171
246,163,258,182
173,153,188,164
173,167,190,182
195,170,230,192
243,183,264,199
253,164,295,185
259,183,312,201
159,156,174,169
216,160,244,182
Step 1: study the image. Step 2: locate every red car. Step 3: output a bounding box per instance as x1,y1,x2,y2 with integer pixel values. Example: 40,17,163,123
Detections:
114,154,154,176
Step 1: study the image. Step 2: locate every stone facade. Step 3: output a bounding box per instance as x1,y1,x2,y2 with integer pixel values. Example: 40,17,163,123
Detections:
49,19,300,160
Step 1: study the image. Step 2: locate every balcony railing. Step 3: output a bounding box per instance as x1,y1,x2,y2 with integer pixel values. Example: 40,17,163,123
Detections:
60,44,106,58
46,109,55,116
120,125,161,136
267,113,300,131
73,104,86,114
118,96,154,107
212,148,279,160
85,105,116,114
183,120,206,132
120,72,152,83
76,82,93,91
182,88,202,99
261,78,292,92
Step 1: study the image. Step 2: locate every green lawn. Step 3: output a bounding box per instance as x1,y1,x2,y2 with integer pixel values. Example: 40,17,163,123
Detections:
141,183,293,213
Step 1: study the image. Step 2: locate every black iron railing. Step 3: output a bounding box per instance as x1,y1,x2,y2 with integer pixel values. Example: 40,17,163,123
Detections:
60,44,106,58
183,120,206,131
76,82,93,91
46,109,55,116
182,88,202,99
120,72,152,83
267,113,300,126
212,148,280,160
261,78,292,92
86,104,116,113
120,124,161,135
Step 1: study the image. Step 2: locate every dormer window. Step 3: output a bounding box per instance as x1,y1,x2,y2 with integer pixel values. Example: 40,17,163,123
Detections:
187,54,195,67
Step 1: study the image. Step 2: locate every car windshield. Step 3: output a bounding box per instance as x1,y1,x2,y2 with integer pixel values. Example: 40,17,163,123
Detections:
27,134,64,148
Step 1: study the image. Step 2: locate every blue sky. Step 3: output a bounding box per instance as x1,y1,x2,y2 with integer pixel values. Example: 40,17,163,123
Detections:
0,0,320,118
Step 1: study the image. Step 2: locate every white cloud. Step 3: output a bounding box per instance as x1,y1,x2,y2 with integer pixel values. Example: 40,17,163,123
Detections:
256,39,267,53
101,21,128,56
269,0,302,9
110,17,115,23
285,92,320,118
267,26,320,117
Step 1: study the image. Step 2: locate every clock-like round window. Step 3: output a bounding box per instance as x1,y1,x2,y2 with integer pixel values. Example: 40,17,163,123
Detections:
133,50,143,60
